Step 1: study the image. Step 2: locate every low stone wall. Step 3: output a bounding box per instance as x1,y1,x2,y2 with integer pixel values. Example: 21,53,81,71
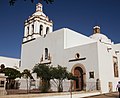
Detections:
0,89,7,95
6,89,40,95
0,92,69,98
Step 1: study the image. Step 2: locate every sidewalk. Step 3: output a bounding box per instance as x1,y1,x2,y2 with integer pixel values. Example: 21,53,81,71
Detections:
34,92,101,98
84,92,118,98
0,91,100,98
0,91,118,98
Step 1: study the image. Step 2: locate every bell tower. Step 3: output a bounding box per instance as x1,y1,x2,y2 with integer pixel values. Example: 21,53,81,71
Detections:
23,3,53,43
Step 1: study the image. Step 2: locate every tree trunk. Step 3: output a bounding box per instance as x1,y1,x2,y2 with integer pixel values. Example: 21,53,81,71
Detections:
40,79,50,93
58,80,63,92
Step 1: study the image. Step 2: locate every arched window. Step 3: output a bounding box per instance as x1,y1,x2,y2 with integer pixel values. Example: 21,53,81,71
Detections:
40,25,43,35
45,48,48,60
32,24,34,34
46,27,49,34
27,26,29,36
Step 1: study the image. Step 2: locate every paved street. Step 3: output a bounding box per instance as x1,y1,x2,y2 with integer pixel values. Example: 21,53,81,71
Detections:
0,92,119,98
34,92,119,98
85,92,119,98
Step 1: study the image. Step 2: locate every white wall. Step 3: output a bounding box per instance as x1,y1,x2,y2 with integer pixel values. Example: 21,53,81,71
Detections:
21,28,98,71
0,56,20,69
20,27,120,93
64,42,99,90
20,28,99,91
20,28,65,71
64,28,96,49
98,42,120,93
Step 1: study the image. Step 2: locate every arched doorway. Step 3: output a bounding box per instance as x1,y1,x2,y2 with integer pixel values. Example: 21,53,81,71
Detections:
71,64,86,91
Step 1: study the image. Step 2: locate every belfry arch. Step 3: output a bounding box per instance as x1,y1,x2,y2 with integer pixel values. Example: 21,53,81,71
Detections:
23,3,53,43
71,63,86,91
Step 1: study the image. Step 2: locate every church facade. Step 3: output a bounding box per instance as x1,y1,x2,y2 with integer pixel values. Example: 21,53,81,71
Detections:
20,3,120,93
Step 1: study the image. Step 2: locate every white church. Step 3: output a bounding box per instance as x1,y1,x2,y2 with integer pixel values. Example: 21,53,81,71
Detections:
1,3,120,94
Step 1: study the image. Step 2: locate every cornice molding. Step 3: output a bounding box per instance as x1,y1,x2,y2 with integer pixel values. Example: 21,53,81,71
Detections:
69,57,86,62
22,38,36,44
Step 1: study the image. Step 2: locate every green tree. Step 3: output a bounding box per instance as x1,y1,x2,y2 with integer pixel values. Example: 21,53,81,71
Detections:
22,69,33,79
50,65,75,92
9,0,54,5
33,64,75,92
33,63,51,92
4,67,21,79
21,69,33,93
2,67,21,89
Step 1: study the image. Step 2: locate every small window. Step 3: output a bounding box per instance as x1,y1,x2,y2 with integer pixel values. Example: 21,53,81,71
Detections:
32,24,34,34
114,63,119,77
40,25,43,35
113,56,119,77
96,79,100,90
45,48,48,60
19,61,21,67
0,81,4,87
75,53,80,59
89,71,94,78
27,27,29,36
46,27,49,34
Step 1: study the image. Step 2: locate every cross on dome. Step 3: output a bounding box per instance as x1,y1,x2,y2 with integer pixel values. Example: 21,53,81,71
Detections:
36,3,43,12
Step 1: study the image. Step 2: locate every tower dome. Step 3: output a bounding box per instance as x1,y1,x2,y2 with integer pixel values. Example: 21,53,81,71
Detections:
32,3,46,17
90,26,112,44
23,3,53,43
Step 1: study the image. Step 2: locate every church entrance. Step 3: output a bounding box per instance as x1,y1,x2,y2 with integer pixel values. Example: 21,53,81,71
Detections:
71,64,86,91
74,67,84,91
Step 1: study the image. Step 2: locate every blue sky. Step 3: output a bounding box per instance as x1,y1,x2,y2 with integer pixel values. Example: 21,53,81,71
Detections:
0,0,120,58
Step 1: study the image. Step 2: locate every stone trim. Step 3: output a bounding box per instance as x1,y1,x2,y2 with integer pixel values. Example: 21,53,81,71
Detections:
40,61,51,64
69,57,86,62
23,33,40,38
22,38,36,44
